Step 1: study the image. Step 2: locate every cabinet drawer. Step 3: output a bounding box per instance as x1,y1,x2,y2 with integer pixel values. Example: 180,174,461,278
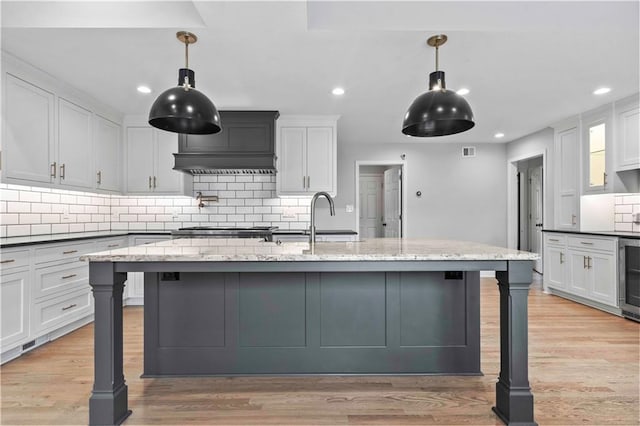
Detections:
0,248,30,272
33,288,92,334
94,237,128,252
34,241,94,265
34,261,88,300
568,236,616,252
544,234,567,246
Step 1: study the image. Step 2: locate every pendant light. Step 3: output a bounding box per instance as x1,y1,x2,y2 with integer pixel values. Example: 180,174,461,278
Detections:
402,34,474,137
149,31,221,135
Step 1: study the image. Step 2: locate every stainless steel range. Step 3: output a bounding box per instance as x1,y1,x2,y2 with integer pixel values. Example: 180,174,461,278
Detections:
171,226,278,241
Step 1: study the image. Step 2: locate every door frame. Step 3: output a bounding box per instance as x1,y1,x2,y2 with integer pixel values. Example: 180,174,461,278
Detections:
355,160,408,238
507,149,548,251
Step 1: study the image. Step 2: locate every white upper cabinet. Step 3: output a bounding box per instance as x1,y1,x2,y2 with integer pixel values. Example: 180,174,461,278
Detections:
58,98,93,189
125,121,190,195
1,54,123,193
93,115,121,192
276,115,338,197
553,118,580,230
2,73,55,184
582,104,613,194
615,94,640,171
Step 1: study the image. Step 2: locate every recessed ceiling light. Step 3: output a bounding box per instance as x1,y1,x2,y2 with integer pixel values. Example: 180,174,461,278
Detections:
456,88,470,95
137,85,152,94
332,87,345,96
593,87,611,95
494,132,505,139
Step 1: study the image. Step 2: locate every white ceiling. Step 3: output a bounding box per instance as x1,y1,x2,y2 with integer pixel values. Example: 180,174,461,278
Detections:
2,1,638,144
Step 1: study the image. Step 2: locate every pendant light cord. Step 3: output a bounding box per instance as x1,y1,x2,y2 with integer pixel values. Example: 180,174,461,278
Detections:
435,44,439,72
183,37,190,90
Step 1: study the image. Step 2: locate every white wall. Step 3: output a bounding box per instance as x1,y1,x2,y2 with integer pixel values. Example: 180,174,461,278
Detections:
314,141,509,247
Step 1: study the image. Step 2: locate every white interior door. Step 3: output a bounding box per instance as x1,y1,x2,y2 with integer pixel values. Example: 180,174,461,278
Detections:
383,168,401,238
529,166,543,272
359,174,384,238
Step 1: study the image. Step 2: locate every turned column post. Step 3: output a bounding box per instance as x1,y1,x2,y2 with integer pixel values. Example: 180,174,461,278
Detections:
493,260,537,426
88,261,131,425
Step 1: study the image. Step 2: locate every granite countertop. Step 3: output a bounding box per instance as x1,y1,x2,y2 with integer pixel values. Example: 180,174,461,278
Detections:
81,238,539,262
543,229,640,239
273,229,357,235
0,231,171,248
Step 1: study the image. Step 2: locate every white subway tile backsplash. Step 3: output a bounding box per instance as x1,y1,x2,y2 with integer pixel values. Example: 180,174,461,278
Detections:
615,204,632,214
19,191,41,202
614,193,640,232
1,176,313,237
7,202,31,213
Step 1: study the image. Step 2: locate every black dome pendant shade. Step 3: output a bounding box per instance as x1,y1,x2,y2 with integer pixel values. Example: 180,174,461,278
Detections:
402,35,474,137
149,32,221,135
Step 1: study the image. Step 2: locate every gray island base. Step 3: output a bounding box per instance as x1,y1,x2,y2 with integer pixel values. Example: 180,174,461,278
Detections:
83,238,538,426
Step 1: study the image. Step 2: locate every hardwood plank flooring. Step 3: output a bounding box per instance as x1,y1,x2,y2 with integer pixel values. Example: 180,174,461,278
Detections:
2,276,638,425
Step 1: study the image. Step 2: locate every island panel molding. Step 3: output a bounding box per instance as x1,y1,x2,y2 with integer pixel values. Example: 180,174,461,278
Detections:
84,238,538,426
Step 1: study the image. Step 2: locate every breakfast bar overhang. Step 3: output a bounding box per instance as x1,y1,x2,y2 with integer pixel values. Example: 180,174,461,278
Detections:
83,238,538,426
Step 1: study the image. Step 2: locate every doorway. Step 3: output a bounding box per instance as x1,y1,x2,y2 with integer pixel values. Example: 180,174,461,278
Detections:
355,161,406,238
515,156,544,273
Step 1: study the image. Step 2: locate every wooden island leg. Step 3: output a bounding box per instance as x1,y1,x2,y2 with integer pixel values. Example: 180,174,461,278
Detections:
493,260,537,426
88,262,131,426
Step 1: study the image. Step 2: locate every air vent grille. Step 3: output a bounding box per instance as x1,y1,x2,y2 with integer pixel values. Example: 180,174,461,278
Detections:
189,169,277,175
462,146,476,157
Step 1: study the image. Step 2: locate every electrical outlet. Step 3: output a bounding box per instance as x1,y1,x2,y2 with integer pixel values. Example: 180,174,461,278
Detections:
172,207,181,219
61,205,70,221
345,204,354,213
282,207,296,219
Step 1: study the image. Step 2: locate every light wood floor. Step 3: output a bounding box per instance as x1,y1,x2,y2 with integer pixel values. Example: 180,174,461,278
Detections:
2,276,639,425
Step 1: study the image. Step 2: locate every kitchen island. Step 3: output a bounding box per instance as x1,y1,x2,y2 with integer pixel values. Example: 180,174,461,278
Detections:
83,238,538,426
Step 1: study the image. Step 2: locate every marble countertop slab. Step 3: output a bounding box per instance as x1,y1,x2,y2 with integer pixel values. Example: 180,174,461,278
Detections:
81,238,539,262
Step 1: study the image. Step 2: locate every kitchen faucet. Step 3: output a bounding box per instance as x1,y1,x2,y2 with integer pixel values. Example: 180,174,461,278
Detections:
310,191,335,243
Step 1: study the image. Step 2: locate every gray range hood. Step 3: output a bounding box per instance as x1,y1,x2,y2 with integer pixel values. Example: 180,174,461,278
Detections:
173,111,279,174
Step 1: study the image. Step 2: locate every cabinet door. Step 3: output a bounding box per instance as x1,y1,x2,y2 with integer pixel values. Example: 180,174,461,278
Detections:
3,74,55,184
589,252,617,307
1,270,30,350
545,245,566,290
154,131,182,193
58,98,93,189
616,102,640,170
126,127,155,192
279,127,307,193
94,115,121,192
556,126,579,229
567,250,589,297
582,106,613,193
306,127,334,193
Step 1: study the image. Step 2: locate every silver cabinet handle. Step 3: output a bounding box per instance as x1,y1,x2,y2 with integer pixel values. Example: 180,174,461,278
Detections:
62,250,78,255
153,176,157,188
302,176,306,189
587,256,592,269
97,171,102,184
580,242,594,246
149,176,152,189
571,214,576,225
307,176,310,188
61,303,77,311
603,172,607,186
583,256,587,269
61,274,77,279
0,259,15,264
549,238,560,242
60,163,65,179
51,162,57,178
107,244,119,248
560,252,564,264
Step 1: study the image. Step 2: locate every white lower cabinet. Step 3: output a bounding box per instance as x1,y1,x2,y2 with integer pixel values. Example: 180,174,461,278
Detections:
0,269,30,352
0,234,169,364
544,232,618,313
